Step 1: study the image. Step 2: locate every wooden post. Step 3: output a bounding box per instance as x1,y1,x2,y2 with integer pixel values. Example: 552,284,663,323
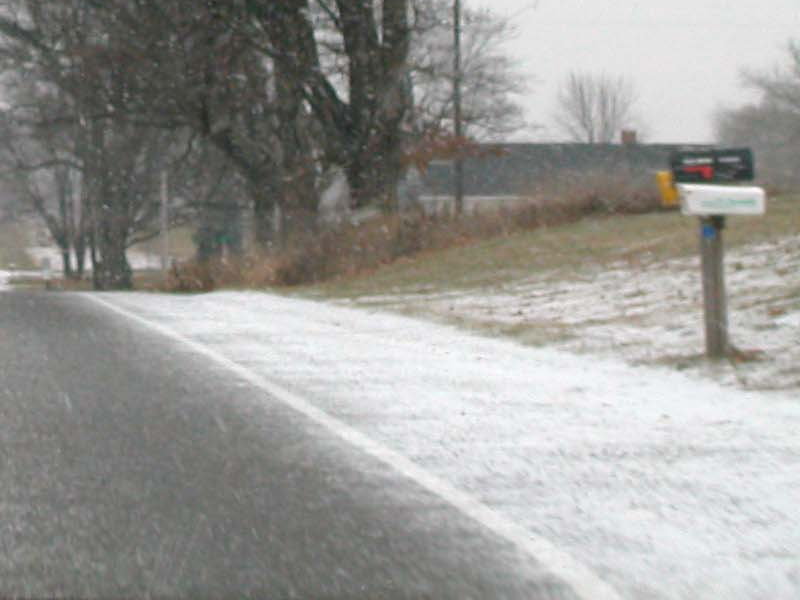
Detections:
453,0,464,216
699,216,728,358
160,170,170,273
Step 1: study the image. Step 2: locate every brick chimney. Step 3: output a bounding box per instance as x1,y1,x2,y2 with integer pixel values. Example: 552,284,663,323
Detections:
621,130,638,146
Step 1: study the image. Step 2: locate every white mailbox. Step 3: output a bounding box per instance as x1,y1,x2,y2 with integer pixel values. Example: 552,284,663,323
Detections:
678,184,766,216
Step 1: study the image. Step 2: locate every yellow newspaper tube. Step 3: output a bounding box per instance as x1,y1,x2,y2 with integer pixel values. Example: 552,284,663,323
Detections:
657,170,679,208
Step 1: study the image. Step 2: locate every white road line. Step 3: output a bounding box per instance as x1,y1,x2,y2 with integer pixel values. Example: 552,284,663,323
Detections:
85,293,624,600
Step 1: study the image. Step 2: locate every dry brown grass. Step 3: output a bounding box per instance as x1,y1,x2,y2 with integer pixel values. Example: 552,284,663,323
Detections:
160,176,663,293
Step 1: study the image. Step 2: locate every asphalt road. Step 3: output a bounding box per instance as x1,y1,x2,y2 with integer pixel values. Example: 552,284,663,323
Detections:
0,289,579,599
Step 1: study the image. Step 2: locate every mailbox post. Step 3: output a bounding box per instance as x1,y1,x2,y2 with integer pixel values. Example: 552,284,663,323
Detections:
670,148,765,359
699,215,727,357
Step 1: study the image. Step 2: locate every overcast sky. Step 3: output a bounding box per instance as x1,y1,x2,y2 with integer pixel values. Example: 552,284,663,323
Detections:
472,0,800,143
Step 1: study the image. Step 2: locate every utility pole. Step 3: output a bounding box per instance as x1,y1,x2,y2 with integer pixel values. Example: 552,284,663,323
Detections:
160,170,170,273
453,0,464,215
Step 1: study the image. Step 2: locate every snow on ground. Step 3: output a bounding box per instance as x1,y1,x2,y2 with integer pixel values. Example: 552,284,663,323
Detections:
97,290,800,600
26,246,161,272
338,236,800,392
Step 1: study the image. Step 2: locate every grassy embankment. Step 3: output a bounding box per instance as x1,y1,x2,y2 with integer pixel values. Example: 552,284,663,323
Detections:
297,195,799,391
301,194,800,302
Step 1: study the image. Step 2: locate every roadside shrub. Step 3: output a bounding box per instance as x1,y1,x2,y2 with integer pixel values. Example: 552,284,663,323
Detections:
162,175,662,292
529,171,661,221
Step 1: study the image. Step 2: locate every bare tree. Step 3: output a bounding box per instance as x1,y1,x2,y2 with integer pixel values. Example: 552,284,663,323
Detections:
743,42,800,116
715,102,800,185
71,0,413,217
408,1,528,141
715,41,800,186
0,91,87,278
253,0,413,212
0,1,199,288
554,71,636,144
2,0,526,281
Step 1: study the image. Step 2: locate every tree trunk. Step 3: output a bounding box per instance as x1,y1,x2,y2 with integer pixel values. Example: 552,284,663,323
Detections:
346,129,405,212
74,194,88,277
61,250,73,279
249,178,279,248
94,243,132,290
88,132,134,290
75,235,87,277
249,0,410,216
273,60,319,218
93,208,133,290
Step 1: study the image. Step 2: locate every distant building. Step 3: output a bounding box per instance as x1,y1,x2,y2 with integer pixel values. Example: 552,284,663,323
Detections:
413,142,708,212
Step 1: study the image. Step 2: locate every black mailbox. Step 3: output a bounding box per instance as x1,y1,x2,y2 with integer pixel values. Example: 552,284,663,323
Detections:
670,148,754,183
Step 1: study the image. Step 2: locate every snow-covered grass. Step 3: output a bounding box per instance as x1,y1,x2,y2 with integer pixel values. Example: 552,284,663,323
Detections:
0,220,43,288
93,291,800,600
327,237,800,391
0,220,36,271
304,198,800,392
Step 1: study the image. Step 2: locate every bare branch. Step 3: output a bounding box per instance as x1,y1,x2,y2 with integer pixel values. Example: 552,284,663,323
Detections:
554,71,636,144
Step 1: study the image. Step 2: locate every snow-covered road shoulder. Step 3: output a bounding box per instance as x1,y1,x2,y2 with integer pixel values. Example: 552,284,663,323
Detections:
335,235,800,392
90,291,800,600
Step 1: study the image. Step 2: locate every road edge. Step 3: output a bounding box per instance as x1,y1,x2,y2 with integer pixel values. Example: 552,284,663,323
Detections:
83,291,624,600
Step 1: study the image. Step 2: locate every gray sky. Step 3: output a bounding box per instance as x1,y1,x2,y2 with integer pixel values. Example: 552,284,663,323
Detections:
473,0,800,143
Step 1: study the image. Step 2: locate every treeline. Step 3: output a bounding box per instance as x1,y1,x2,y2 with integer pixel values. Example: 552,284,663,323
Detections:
0,1,524,289
715,42,800,188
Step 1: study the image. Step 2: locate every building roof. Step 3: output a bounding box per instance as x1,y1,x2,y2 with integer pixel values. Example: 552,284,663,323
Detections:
419,142,709,196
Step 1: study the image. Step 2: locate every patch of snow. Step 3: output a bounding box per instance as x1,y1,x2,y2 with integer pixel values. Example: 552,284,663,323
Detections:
342,236,800,391
777,312,800,327
26,246,164,272
94,290,800,600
